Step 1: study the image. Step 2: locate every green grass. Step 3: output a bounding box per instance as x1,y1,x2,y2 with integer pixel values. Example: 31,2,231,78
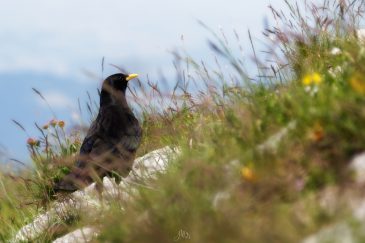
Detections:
2,0,365,241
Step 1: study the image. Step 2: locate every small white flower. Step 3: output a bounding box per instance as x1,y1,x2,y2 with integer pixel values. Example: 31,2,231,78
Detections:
330,47,341,55
304,86,318,96
312,86,319,94
304,86,311,93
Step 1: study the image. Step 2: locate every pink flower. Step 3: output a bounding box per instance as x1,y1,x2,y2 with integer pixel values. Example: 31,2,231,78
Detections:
50,119,58,127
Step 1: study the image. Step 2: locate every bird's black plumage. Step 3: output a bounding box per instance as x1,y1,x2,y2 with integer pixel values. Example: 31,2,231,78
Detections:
54,73,142,191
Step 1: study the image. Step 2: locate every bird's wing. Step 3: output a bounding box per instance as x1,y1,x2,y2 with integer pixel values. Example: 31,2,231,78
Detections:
74,118,101,168
119,121,142,152
54,117,111,191
75,115,115,166
54,108,141,192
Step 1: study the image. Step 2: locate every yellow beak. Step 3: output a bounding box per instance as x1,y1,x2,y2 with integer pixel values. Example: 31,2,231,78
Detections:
126,73,139,81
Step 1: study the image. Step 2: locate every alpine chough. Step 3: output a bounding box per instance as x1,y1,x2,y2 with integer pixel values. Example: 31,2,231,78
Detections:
54,73,142,191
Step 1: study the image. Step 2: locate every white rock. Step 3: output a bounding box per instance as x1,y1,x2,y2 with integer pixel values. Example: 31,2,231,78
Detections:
352,199,365,222
12,211,58,242
12,146,179,243
257,121,296,153
302,223,354,243
357,29,365,42
212,191,231,209
52,227,97,243
349,152,365,184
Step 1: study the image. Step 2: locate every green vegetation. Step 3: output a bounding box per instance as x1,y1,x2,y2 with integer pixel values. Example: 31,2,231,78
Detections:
2,0,365,241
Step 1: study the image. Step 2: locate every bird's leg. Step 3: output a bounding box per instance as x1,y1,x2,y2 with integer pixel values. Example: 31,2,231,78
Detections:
109,170,122,184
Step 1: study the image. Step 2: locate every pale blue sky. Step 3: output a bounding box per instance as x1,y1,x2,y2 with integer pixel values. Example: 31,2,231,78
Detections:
0,0,309,164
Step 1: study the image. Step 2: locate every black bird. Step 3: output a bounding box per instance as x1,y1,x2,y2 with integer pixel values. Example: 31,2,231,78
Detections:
54,73,142,192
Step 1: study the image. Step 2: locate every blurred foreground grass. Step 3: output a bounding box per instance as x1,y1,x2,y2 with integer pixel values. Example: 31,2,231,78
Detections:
2,0,365,242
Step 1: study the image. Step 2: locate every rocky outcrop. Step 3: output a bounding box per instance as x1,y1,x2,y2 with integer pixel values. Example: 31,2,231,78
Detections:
12,146,179,243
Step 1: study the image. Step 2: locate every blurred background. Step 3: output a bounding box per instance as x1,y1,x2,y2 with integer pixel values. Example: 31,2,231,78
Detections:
0,0,313,163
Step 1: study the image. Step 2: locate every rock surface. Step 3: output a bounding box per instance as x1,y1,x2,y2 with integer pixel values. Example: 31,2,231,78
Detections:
12,146,178,243
53,227,98,243
301,152,365,243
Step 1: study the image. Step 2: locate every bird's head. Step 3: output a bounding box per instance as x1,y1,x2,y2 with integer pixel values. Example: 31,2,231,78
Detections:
100,73,139,106
102,73,139,93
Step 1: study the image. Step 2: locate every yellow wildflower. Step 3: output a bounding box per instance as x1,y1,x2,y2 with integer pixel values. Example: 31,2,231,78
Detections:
42,123,49,130
302,75,312,86
350,72,365,94
302,72,323,86
241,166,256,182
312,73,322,84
